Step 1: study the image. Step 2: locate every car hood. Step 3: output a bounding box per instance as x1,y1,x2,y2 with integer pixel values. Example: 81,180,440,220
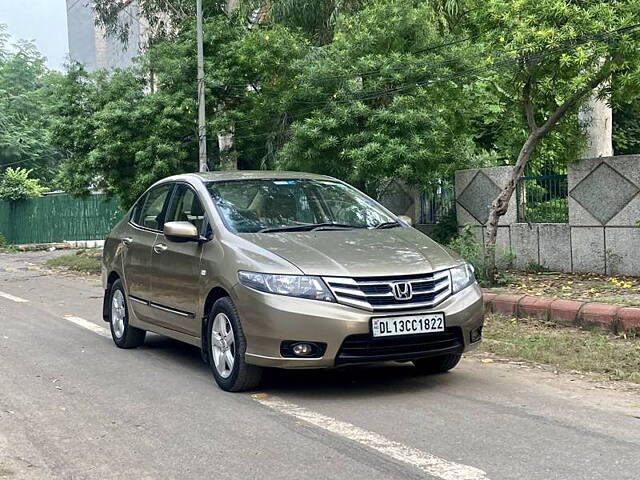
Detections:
239,227,459,277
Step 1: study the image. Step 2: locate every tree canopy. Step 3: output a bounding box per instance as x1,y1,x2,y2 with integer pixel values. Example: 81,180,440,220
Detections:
0,25,63,184
0,167,45,201
47,0,640,211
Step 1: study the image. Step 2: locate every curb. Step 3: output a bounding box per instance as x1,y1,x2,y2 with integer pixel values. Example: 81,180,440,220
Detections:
483,293,640,333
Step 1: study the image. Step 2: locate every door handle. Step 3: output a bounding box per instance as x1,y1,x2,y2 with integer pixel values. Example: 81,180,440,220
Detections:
153,243,168,254
122,237,133,246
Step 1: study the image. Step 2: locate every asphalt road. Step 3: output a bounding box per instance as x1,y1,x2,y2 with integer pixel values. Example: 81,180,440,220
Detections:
1,251,639,480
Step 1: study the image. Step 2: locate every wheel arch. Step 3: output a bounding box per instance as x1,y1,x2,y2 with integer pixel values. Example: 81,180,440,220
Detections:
200,286,231,362
102,271,121,322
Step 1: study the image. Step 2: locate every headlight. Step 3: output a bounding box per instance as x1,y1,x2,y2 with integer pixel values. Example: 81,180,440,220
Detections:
238,271,335,302
450,263,476,293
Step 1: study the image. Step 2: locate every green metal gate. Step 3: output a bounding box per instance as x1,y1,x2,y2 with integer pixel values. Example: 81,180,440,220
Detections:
515,174,568,223
0,193,124,245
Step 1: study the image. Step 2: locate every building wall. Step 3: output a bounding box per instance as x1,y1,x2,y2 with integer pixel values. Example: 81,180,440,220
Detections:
66,0,145,71
66,0,99,70
455,156,640,276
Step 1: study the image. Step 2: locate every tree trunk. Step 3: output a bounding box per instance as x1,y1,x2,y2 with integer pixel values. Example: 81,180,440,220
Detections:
484,132,541,284
579,90,613,158
483,62,612,285
218,131,237,170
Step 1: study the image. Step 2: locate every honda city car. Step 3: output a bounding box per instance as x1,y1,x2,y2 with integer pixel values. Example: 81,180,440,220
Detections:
102,172,484,391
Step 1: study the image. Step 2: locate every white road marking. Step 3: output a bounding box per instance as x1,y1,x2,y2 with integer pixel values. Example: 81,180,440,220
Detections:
62,315,111,338
0,291,29,303
252,395,489,480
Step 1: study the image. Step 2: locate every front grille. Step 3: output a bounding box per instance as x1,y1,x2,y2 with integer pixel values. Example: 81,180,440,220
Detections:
323,270,451,312
336,327,463,364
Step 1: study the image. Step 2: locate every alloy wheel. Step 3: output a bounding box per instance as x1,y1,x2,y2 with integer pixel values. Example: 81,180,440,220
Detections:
111,289,126,338
211,312,235,378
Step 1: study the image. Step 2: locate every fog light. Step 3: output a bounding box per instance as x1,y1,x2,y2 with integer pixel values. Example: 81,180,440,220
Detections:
280,341,327,358
292,343,313,356
470,327,483,343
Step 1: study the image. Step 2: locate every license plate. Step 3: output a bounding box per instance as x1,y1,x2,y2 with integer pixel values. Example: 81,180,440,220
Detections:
371,313,445,337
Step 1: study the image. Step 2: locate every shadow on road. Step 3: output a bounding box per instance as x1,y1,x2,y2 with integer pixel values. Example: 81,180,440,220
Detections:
262,364,458,399
139,334,460,398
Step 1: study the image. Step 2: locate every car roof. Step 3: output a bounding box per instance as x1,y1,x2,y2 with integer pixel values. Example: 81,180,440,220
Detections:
172,170,339,183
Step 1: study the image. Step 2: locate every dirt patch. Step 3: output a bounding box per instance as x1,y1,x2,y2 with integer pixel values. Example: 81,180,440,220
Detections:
488,270,640,306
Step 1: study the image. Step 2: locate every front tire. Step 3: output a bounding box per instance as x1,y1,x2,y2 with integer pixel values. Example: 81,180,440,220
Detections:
206,297,262,392
413,353,461,374
108,279,146,348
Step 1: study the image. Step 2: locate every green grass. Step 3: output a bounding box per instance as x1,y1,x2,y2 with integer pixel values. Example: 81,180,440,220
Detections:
0,233,17,253
46,252,102,274
481,314,640,383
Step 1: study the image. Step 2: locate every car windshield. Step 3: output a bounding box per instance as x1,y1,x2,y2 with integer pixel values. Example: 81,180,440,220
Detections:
206,179,397,233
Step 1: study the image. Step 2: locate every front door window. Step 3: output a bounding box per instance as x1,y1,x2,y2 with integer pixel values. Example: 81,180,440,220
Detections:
166,184,206,233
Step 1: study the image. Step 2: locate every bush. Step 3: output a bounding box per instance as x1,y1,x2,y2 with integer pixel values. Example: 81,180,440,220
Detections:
430,208,458,244
447,224,514,286
0,167,46,201
447,225,487,283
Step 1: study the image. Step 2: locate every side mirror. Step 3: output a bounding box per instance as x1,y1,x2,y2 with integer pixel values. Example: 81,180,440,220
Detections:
163,221,200,243
397,215,414,226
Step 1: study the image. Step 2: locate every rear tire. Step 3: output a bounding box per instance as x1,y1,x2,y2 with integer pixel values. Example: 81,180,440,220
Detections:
413,353,461,374
108,279,146,348
206,297,262,392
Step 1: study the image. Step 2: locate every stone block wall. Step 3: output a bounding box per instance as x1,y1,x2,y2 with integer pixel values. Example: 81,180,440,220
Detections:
378,179,420,222
455,156,640,276
455,166,517,226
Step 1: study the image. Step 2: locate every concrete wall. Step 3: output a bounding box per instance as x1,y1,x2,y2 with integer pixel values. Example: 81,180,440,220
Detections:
455,156,640,276
378,179,419,222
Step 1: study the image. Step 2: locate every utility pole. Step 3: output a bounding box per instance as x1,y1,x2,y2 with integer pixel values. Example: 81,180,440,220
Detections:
196,0,208,172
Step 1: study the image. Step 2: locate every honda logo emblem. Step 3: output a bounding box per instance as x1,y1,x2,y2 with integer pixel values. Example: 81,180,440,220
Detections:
391,281,413,300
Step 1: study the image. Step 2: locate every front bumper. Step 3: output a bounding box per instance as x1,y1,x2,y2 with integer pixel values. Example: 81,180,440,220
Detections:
231,282,484,369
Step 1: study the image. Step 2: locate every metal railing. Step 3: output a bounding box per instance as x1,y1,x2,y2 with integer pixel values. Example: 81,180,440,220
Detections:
419,182,455,224
515,174,568,223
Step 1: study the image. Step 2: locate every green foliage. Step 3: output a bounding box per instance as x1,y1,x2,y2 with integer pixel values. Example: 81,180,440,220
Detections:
0,25,63,183
465,0,640,170
92,0,199,44
277,0,480,189
447,225,487,283
613,98,640,155
50,63,198,207
447,224,515,285
430,208,458,245
0,232,16,252
525,197,568,223
240,0,364,45
523,261,549,274
52,0,640,213
0,167,46,201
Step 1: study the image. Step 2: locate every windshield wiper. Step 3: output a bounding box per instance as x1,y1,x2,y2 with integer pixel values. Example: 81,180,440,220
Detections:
258,222,363,233
310,222,364,231
258,224,317,233
373,221,401,229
